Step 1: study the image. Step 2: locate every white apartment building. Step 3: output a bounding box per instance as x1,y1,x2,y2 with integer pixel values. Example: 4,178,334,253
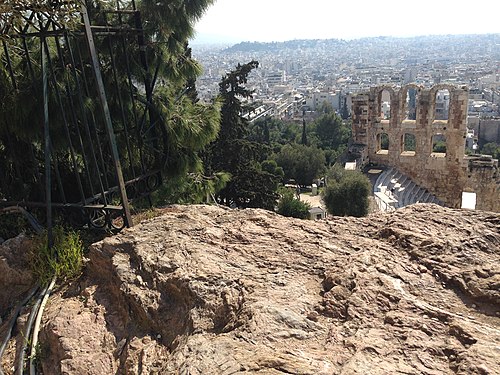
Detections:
267,71,286,87
304,90,341,111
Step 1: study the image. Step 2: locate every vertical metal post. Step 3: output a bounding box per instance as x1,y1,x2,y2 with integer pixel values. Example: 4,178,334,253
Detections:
2,41,18,90
82,4,133,227
42,37,53,248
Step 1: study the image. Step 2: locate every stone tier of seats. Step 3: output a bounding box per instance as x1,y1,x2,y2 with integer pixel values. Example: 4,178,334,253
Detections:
374,167,444,211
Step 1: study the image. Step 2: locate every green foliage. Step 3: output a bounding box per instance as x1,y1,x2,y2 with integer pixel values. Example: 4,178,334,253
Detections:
139,0,216,53
322,167,370,217
327,164,347,183
249,117,301,145
208,61,260,175
312,111,351,153
277,188,311,219
341,98,350,120
432,140,446,153
406,88,417,120
301,118,308,145
218,60,259,140
0,213,31,240
0,1,221,206
280,121,302,144
403,133,416,151
153,86,221,176
153,172,230,205
318,102,334,114
323,146,346,166
261,159,284,180
30,226,84,285
206,61,282,210
274,144,326,186
0,1,82,37
380,133,389,150
480,142,500,159
225,163,280,210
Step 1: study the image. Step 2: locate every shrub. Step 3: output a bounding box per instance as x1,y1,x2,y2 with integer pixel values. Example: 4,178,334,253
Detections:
277,188,311,219
323,169,370,217
481,142,500,159
30,226,84,285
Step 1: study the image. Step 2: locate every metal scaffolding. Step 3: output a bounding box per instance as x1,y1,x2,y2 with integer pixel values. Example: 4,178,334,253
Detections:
0,1,164,233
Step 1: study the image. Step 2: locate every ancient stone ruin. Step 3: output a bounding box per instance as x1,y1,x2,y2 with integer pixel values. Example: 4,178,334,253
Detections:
351,84,500,212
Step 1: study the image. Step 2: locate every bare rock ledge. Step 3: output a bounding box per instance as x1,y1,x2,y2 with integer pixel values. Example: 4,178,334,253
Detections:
1,203,499,374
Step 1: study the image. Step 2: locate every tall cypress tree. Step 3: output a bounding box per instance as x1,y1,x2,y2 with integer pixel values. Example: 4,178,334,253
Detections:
301,117,308,145
206,61,281,209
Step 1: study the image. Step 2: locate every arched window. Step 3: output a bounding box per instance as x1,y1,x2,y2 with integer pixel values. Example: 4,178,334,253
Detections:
377,133,389,154
405,87,418,120
435,89,450,120
432,134,446,155
402,133,416,155
378,89,391,120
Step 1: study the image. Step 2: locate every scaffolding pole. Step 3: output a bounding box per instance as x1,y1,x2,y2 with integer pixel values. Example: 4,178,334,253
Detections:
82,4,133,227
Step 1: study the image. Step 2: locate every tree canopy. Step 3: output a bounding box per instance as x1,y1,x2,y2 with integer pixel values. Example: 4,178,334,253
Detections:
481,142,500,159
0,0,221,206
274,143,326,186
313,111,351,151
205,61,282,210
322,166,370,217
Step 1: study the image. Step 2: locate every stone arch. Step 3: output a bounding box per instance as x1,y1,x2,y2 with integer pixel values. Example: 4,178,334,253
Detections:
377,132,389,154
431,133,447,155
401,84,421,121
376,86,396,120
430,84,455,121
401,133,416,154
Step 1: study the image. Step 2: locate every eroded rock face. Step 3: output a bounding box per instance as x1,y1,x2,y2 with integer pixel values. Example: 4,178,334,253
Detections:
2,204,500,374
0,235,33,316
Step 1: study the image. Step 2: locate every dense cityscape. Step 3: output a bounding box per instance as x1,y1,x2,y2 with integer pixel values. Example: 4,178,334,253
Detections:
193,34,500,149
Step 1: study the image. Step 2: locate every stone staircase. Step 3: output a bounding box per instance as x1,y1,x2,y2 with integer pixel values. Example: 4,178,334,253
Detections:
373,168,444,212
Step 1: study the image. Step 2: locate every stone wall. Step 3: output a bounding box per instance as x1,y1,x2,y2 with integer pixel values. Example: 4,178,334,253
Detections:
352,85,500,212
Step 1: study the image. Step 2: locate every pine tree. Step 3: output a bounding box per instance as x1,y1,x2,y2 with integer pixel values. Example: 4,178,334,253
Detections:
0,0,221,205
206,61,281,209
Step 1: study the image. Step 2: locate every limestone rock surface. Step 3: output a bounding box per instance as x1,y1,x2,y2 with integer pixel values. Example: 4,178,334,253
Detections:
1,204,499,374
0,235,33,315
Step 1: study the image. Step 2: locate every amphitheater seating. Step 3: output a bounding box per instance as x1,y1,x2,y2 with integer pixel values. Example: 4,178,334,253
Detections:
373,167,444,212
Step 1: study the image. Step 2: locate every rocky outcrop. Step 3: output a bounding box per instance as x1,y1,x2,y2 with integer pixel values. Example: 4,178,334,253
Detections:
1,204,499,374
0,235,33,316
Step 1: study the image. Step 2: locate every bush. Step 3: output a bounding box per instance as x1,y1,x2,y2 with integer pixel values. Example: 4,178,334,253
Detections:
30,226,84,285
277,188,311,219
481,142,500,159
274,144,326,186
323,169,370,217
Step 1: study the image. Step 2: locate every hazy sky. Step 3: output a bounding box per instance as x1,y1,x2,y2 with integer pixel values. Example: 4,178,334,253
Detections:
194,0,500,43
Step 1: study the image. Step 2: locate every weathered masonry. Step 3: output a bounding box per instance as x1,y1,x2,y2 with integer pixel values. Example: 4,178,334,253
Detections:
351,85,500,212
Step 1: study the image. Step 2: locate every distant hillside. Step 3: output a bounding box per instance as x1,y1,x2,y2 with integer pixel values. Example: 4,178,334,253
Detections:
223,34,500,54
223,38,347,52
